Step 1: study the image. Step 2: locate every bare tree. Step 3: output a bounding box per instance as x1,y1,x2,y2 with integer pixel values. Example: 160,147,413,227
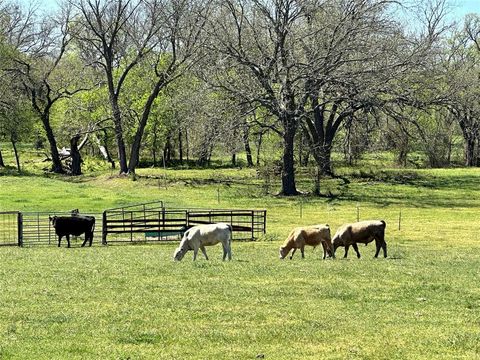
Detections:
301,0,451,175
204,0,315,195
439,15,480,166
3,3,89,173
71,0,210,174
203,0,450,194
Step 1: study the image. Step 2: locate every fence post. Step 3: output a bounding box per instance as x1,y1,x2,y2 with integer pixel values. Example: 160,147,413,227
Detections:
130,211,133,242
251,210,254,241
398,209,402,231
263,210,267,234
300,201,303,218
102,211,107,245
356,205,360,222
162,207,166,230
17,212,23,247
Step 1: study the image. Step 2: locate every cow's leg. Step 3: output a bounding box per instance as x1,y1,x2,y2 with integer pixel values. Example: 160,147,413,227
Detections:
226,241,232,260
81,234,88,247
382,241,387,258
374,239,381,258
86,232,93,247
300,245,305,259
193,245,199,260
66,235,71,248
344,245,350,258
200,245,209,260
333,242,341,257
221,242,228,261
352,243,361,258
58,235,62,247
321,242,327,259
290,248,297,260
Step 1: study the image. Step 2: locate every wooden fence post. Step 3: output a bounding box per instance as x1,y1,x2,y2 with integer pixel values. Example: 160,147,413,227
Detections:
251,210,254,240
263,210,267,235
398,209,402,231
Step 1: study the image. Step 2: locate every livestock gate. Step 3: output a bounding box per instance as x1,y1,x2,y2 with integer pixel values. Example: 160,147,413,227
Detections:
102,201,267,244
0,201,266,247
0,212,22,246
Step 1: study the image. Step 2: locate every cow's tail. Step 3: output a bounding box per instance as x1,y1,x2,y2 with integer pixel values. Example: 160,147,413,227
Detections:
91,217,96,233
380,220,386,228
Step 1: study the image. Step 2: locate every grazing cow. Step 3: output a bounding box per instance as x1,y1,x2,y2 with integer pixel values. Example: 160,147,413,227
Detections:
49,215,96,248
332,220,387,258
279,224,333,260
173,223,232,261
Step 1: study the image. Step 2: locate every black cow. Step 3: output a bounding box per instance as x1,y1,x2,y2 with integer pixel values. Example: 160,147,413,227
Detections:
49,215,96,248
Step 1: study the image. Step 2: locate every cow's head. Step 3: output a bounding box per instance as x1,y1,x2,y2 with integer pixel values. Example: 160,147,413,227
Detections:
279,246,288,259
49,216,57,227
332,234,343,255
323,226,335,258
173,233,191,261
323,239,335,258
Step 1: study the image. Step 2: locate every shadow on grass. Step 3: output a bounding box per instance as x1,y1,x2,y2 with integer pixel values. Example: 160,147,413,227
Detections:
331,169,480,208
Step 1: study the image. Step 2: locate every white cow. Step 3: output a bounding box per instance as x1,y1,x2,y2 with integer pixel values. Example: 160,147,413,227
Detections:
173,223,232,261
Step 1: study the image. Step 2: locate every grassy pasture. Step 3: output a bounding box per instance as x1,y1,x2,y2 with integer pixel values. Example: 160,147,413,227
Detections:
0,164,480,359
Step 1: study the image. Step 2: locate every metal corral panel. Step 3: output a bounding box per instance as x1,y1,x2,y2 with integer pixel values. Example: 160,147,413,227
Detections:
0,212,21,246
21,212,103,247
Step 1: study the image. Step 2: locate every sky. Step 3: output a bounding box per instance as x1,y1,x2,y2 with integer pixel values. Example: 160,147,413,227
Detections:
451,0,479,19
20,0,480,21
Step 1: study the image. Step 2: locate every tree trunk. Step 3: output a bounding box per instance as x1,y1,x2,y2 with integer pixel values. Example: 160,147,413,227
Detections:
280,118,298,195
465,137,475,167
318,144,333,175
231,153,236,166
313,166,321,196
152,126,158,167
70,135,82,176
256,132,264,166
185,128,190,162
242,121,253,167
0,146,4,167
128,77,167,174
303,99,343,176
110,98,128,174
11,137,20,172
178,129,184,165
40,113,64,174
163,134,172,165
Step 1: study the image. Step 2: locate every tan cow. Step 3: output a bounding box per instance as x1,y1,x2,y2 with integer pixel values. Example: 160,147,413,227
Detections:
332,220,387,258
279,225,333,260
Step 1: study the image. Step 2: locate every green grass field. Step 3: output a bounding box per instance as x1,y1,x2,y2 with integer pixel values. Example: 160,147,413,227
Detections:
1,162,480,359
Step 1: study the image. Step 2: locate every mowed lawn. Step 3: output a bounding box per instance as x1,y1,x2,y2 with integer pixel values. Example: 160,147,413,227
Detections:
0,166,480,359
